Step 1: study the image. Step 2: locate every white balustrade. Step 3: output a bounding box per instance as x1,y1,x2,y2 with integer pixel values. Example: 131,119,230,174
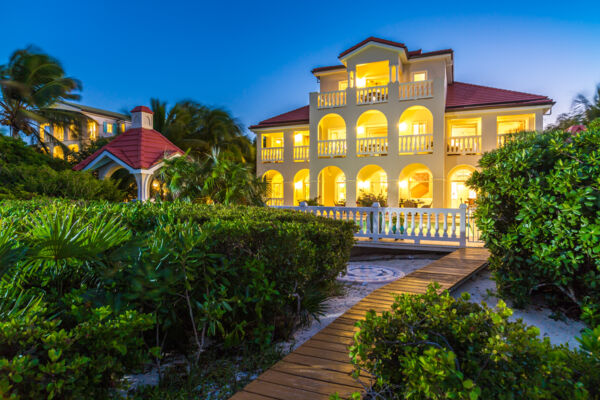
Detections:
273,203,468,247
497,133,513,147
317,90,347,109
398,80,434,100
293,145,309,161
357,85,388,105
357,137,388,156
318,139,347,157
447,135,482,155
399,134,434,154
266,198,284,206
261,147,284,162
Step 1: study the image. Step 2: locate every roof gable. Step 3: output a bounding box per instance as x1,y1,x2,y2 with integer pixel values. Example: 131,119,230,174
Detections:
446,82,554,110
249,106,309,129
339,37,407,59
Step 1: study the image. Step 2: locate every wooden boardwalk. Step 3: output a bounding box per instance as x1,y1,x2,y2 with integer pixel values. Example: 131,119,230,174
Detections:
230,247,490,400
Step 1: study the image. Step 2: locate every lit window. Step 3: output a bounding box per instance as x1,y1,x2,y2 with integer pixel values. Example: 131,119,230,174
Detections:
106,123,113,134
497,114,533,134
412,71,427,82
338,80,348,91
88,121,97,140
262,133,284,148
412,121,427,135
53,146,64,159
449,118,481,137
120,123,126,133
68,144,79,153
53,125,64,141
294,131,309,146
39,123,50,142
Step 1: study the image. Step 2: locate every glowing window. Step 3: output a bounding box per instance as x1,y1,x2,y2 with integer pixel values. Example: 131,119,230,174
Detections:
412,121,427,135
497,114,533,134
88,121,98,140
449,118,481,137
338,81,348,91
294,131,309,146
262,132,283,148
53,146,64,159
120,123,126,133
39,123,50,142
412,71,427,82
106,123,113,134
53,125,64,141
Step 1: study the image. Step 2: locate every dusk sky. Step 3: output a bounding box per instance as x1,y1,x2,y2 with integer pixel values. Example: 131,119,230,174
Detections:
2,0,600,135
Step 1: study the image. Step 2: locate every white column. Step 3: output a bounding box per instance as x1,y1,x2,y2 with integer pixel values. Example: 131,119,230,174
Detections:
134,172,153,201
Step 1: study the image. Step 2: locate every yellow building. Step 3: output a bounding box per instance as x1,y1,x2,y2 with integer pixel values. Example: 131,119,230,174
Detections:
251,37,554,208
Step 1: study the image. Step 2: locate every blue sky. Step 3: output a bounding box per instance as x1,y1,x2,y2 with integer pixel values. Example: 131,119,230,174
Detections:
2,0,599,134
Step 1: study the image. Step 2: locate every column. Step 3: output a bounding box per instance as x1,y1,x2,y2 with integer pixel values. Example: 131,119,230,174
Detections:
481,114,497,151
134,172,153,201
283,129,295,205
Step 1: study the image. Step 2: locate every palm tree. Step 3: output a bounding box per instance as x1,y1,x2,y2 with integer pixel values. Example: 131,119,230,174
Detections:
0,46,87,148
150,99,255,165
549,83,600,130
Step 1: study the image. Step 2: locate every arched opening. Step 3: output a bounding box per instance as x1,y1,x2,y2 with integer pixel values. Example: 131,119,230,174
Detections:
398,106,434,154
356,165,387,206
293,169,310,205
52,146,64,159
398,164,433,207
448,165,477,208
356,110,388,156
318,166,346,206
318,114,346,157
108,167,138,201
262,170,284,206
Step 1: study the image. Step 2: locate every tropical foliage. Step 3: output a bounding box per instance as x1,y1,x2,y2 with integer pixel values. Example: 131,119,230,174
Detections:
156,149,265,205
0,46,87,148
0,200,356,397
150,98,255,165
0,135,123,201
342,284,598,400
550,82,600,130
468,128,600,325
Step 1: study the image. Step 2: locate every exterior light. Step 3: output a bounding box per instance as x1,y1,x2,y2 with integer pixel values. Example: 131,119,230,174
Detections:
398,122,408,132
294,181,303,190
356,77,366,88
399,180,408,189
469,190,477,199
358,180,370,190
294,133,303,144
357,126,365,135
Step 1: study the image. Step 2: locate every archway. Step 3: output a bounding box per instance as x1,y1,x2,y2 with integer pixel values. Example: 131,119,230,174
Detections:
356,110,388,156
318,166,346,206
318,114,346,157
52,146,64,159
262,170,284,206
398,106,434,154
398,164,433,207
293,169,310,205
448,165,477,208
109,167,138,201
356,165,388,205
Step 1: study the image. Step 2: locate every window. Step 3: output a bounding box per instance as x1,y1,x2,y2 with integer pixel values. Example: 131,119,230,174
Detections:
53,125,64,141
294,131,309,146
328,128,345,140
67,144,79,162
449,118,481,137
120,123,126,133
335,178,346,203
262,132,283,148
53,146,64,159
106,123,113,134
497,114,533,134
412,121,427,135
412,71,427,82
39,123,50,142
88,121,98,140
338,80,348,91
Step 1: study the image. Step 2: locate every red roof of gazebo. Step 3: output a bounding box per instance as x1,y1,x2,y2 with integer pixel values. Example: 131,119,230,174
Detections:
73,127,184,171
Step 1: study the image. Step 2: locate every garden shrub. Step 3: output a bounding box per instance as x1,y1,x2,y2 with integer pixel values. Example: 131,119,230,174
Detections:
467,129,600,323
348,284,594,399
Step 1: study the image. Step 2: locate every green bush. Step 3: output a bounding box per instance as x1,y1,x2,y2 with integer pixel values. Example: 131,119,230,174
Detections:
467,129,600,323
347,284,595,399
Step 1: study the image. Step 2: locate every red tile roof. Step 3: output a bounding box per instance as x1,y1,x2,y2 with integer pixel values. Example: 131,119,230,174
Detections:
311,65,346,74
446,82,554,110
73,128,184,171
249,105,309,129
131,105,153,114
339,37,407,58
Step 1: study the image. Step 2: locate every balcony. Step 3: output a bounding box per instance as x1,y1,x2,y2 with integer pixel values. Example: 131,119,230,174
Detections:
317,90,346,109
266,198,284,206
357,137,388,156
398,80,433,100
497,133,513,147
357,85,388,105
318,139,347,158
399,134,434,154
294,145,309,162
447,135,482,155
261,147,283,162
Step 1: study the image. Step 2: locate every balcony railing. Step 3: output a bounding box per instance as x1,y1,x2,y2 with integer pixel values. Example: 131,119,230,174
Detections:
447,135,482,155
399,80,433,100
261,147,284,162
357,137,388,156
266,198,284,206
399,134,434,154
357,85,388,105
318,139,347,157
497,133,513,147
317,90,346,109
293,145,309,162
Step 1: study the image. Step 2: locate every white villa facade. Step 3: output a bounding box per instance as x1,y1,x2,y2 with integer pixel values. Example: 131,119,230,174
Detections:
251,37,554,208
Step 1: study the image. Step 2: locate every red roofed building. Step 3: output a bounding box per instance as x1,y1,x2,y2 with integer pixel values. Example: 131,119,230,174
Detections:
251,37,554,208
74,106,184,201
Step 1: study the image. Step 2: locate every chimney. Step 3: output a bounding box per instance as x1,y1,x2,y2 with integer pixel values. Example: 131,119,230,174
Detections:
130,106,154,129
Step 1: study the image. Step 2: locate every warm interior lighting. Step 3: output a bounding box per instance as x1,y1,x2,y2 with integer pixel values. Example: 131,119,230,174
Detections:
356,77,366,88
398,122,408,132
152,180,160,189
358,180,370,190
469,190,477,199
357,126,365,135
294,181,303,190
274,139,282,146
106,123,113,134
413,71,427,82
294,133,303,144
398,180,408,189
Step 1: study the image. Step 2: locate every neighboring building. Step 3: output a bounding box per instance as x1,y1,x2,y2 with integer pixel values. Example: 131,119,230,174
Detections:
250,37,554,208
39,101,131,160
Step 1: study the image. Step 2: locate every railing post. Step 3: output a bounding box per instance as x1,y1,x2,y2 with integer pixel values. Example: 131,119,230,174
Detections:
459,204,467,248
372,202,380,241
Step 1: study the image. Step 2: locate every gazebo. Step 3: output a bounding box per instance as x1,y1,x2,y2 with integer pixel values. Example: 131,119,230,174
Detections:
74,106,184,201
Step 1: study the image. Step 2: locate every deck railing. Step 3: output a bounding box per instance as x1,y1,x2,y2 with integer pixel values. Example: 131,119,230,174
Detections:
447,135,482,155
275,203,468,247
318,139,347,157
357,85,388,105
293,145,309,161
399,133,434,154
357,137,388,156
317,90,347,109
266,198,284,206
497,133,513,147
399,80,434,100
261,147,284,162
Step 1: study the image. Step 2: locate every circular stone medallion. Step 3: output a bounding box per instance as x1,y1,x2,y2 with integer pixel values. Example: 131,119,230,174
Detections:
338,265,403,284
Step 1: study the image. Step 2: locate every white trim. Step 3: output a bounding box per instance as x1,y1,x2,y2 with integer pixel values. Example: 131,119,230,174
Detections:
339,42,407,63
412,70,428,82
82,150,181,175
251,124,309,133
313,68,346,78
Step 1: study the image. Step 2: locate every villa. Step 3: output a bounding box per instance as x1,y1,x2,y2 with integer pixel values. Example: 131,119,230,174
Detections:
39,101,131,159
250,37,554,208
